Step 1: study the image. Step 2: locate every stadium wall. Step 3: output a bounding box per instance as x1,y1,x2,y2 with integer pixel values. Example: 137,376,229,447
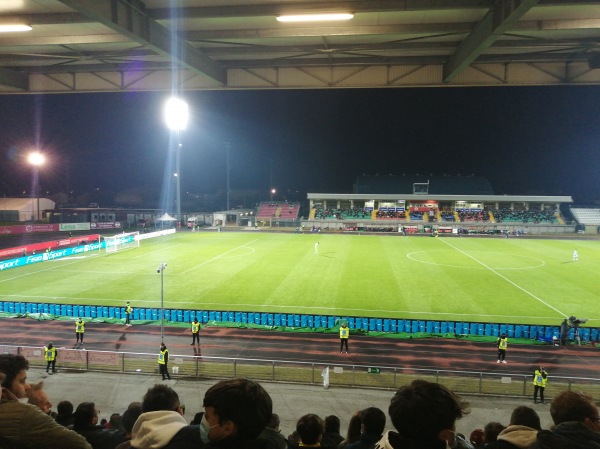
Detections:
0,300,596,344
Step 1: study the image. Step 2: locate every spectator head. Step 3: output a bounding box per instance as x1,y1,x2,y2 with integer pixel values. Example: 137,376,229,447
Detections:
57,400,74,417
483,422,505,443
27,381,52,413
141,384,181,414
296,414,324,445
324,415,341,433
0,354,31,399
202,378,272,441
359,407,386,436
388,380,469,446
550,391,600,431
73,402,100,430
190,412,204,426
510,406,541,430
121,404,143,436
107,413,121,429
469,429,485,446
266,413,280,430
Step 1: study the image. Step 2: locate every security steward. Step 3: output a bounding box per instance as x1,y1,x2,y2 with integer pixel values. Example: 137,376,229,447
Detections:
75,318,85,344
497,333,508,363
44,342,57,373
533,366,548,404
158,342,171,380
339,322,349,353
125,302,133,326
191,318,201,345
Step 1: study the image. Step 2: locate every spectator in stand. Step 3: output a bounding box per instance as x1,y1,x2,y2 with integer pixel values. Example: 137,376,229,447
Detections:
338,412,363,449
56,400,76,427
114,403,143,449
483,422,506,445
0,354,92,449
291,414,326,449
197,378,273,448
373,379,469,449
485,405,541,449
73,402,115,449
28,380,53,415
130,384,194,449
346,407,386,449
533,390,600,448
321,415,344,448
258,413,287,449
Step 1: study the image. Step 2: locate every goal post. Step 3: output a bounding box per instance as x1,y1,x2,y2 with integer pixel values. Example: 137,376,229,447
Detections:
104,231,140,254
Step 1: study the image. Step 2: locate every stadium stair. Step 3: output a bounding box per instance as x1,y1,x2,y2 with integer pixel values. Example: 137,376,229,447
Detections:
555,213,565,225
454,211,460,221
488,211,496,223
372,210,377,220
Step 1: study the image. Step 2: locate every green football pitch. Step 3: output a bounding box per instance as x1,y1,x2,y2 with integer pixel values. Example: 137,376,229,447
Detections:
0,232,597,326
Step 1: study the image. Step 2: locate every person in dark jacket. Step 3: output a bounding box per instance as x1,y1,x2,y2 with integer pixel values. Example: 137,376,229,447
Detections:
346,407,386,449
373,379,470,449
72,402,115,449
532,390,600,449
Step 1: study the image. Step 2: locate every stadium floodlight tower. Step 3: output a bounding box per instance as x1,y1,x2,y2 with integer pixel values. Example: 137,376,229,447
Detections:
27,151,45,221
164,97,189,227
157,262,167,343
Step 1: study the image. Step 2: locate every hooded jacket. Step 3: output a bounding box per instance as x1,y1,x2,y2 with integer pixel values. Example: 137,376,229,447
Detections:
532,421,600,449
373,430,446,449
485,425,538,449
130,411,187,449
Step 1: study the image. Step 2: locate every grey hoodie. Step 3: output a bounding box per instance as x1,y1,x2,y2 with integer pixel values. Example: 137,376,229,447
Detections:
488,425,538,449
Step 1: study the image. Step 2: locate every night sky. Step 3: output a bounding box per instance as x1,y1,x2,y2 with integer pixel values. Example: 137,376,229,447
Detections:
0,85,599,210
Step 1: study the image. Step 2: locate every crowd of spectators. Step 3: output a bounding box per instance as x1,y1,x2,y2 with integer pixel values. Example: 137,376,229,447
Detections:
314,208,371,220
458,210,490,222
3,353,600,449
375,210,406,220
492,209,556,224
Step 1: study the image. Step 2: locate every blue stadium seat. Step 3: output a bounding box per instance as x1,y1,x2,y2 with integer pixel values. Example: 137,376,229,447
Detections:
448,322,455,333
215,312,222,322
300,315,307,327
411,320,418,333
328,317,335,328
441,321,448,333
426,321,433,333
368,319,375,331
84,306,91,318
376,319,382,332
582,328,591,342
306,315,313,328
491,325,499,337
163,310,170,321
78,305,86,317
515,325,523,338
462,323,469,334
66,305,73,316
25,303,32,313
102,306,108,317
345,317,353,329
210,311,217,322
261,313,267,325
137,309,144,320
49,304,56,315
397,319,404,331
61,305,67,316
529,326,539,339
500,324,507,336
267,314,273,326
151,309,158,320
314,316,321,328
383,319,391,332
469,323,477,335
176,310,183,322
288,314,295,326
390,320,397,332
522,325,529,338
41,304,49,314
591,329,599,341
108,307,115,318
227,312,234,322
202,311,209,322
477,323,484,335
507,325,514,338
133,308,140,320
433,322,440,333
185,311,192,322
294,315,300,327
485,323,492,336
275,314,282,326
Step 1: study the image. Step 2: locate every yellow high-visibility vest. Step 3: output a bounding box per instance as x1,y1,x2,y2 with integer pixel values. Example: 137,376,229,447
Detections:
340,327,349,339
44,347,56,361
158,349,168,364
76,321,85,333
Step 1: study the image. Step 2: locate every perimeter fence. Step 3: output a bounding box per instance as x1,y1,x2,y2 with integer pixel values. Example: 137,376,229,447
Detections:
2,344,600,399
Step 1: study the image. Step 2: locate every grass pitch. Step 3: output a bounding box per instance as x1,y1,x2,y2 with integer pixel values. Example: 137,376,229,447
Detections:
0,231,598,326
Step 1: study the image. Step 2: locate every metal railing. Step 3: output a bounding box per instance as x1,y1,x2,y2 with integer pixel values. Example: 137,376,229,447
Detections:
3,344,600,399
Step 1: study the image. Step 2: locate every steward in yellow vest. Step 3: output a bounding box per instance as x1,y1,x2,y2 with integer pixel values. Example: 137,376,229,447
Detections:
339,323,349,353
75,318,85,344
533,367,548,404
44,343,57,373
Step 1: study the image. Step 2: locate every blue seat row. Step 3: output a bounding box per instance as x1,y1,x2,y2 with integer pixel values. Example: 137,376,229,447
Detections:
1,301,597,341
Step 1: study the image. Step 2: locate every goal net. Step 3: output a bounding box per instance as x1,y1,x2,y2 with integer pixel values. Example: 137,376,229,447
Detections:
104,231,140,254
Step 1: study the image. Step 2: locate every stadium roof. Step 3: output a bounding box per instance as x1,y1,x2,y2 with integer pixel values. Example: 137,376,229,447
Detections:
1,1,600,93
307,193,573,203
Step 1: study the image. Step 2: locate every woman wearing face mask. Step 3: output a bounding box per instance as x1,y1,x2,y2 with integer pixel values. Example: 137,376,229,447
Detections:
372,379,470,449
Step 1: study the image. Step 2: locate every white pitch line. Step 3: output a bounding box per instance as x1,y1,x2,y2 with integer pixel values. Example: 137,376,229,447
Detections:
439,238,566,317
180,239,258,275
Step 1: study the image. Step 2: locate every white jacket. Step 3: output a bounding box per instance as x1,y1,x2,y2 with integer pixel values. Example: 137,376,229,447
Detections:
130,411,187,449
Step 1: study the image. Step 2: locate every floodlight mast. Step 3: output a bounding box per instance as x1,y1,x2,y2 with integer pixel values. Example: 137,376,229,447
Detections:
157,262,167,343
27,151,45,221
164,97,189,227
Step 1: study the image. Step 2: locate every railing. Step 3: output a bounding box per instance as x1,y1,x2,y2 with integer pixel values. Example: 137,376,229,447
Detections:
3,344,600,399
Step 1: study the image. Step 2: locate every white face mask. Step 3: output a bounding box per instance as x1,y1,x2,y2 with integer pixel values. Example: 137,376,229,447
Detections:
199,414,218,444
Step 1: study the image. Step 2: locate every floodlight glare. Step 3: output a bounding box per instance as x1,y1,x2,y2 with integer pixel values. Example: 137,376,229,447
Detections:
164,97,189,131
28,152,45,167
0,24,32,32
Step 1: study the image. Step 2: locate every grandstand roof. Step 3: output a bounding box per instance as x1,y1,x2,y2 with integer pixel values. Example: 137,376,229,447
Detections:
307,193,573,203
2,1,600,93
